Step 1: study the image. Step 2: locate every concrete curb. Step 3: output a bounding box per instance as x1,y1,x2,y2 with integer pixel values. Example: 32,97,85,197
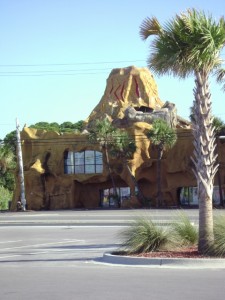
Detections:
102,252,225,268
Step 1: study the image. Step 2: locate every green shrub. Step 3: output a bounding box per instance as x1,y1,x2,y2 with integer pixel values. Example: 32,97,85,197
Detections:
171,212,198,247
118,217,173,254
206,215,225,257
0,186,12,210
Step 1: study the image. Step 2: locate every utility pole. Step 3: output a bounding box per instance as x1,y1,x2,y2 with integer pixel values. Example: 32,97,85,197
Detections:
16,118,26,211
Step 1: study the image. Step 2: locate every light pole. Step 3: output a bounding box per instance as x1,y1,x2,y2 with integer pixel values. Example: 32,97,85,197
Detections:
16,118,26,211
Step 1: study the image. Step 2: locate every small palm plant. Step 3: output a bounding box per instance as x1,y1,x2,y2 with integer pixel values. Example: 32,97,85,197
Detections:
147,119,177,207
117,213,198,255
109,130,144,202
88,118,118,197
118,217,173,254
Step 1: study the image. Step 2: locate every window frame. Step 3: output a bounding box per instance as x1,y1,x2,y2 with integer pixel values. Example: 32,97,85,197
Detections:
64,150,103,174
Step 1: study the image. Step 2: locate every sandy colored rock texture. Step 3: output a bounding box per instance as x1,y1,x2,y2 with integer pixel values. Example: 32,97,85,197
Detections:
12,66,225,210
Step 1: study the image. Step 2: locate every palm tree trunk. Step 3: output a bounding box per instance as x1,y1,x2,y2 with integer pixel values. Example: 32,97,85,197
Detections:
125,162,144,202
156,144,163,208
104,145,118,200
191,70,218,253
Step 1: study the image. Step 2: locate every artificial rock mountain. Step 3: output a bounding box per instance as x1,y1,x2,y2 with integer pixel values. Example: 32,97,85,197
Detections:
12,66,225,210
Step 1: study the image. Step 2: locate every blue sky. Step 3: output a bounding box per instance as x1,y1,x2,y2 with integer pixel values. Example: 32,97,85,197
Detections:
0,0,225,139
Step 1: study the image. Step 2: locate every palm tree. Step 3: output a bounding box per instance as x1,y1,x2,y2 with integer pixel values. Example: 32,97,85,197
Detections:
109,130,144,203
88,118,118,198
140,9,225,253
147,119,177,208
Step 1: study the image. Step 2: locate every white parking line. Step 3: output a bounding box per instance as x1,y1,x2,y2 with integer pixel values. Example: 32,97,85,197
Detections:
0,246,116,260
0,240,23,244
0,254,21,259
3,214,60,217
0,239,85,251
27,247,115,254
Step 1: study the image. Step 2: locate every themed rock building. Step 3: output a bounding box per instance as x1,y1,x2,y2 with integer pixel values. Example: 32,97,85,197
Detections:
12,66,225,210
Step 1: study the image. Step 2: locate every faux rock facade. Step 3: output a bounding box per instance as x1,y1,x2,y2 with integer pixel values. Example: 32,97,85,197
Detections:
86,66,163,125
12,66,225,210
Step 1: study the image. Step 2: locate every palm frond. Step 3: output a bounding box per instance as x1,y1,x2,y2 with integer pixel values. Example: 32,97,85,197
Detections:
109,130,136,160
139,17,162,40
141,8,225,77
88,118,116,147
215,68,225,91
147,119,177,149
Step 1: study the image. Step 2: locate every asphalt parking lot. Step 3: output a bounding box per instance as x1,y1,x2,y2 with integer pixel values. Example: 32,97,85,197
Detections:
1,209,225,300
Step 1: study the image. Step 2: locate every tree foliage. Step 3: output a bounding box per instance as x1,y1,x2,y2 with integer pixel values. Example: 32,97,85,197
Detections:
0,145,16,191
213,117,225,135
0,185,12,210
3,130,17,155
29,120,85,133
